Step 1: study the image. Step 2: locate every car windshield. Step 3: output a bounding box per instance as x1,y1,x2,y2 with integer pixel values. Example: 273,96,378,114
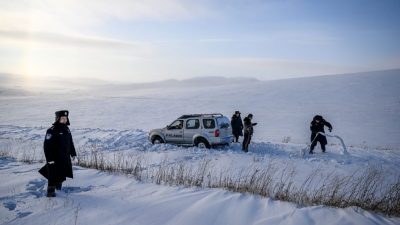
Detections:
169,120,183,129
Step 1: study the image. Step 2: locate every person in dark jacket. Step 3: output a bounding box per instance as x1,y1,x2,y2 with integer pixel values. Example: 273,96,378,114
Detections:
309,115,332,154
42,110,76,197
231,111,243,142
242,114,257,152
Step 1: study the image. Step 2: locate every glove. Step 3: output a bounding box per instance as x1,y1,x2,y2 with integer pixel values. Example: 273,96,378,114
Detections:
329,128,332,132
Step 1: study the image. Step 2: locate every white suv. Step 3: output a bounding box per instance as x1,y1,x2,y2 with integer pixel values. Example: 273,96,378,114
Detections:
149,114,233,148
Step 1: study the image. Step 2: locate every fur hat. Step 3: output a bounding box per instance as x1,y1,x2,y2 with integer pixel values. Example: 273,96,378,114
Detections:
313,115,323,121
55,110,70,125
55,110,69,117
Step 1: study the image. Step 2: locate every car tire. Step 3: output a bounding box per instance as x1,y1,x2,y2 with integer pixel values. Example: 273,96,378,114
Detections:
195,138,210,149
152,136,164,144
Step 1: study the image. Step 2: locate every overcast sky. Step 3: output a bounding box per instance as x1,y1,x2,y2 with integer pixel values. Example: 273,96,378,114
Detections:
0,0,399,83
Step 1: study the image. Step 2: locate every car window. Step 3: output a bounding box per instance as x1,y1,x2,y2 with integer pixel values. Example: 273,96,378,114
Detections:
186,119,200,129
203,119,215,129
169,120,183,129
216,117,230,128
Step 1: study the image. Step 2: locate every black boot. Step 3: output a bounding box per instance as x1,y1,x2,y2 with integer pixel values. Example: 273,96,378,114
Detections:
309,145,315,154
47,186,56,197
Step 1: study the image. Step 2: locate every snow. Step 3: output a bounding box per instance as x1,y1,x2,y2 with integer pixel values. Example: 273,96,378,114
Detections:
1,69,400,224
1,158,399,225
1,69,399,149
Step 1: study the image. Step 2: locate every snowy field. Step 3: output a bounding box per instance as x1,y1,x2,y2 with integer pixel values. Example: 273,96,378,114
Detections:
1,69,400,149
1,158,399,225
1,69,400,224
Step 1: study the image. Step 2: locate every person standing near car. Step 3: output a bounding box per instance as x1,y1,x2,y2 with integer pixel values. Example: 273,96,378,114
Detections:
242,114,257,152
231,111,243,143
309,115,333,154
41,110,77,197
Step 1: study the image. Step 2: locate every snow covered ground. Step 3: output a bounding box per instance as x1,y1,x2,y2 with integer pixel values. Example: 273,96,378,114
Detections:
0,157,398,225
1,69,400,224
1,69,400,149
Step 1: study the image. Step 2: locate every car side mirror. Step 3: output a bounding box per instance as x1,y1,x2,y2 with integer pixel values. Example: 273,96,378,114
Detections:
166,125,170,130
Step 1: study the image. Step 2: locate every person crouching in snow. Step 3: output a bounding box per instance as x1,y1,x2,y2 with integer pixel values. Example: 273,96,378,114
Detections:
40,110,76,197
309,115,332,154
242,114,257,152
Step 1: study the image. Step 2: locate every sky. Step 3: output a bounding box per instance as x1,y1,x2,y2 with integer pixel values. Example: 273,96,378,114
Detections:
0,0,399,83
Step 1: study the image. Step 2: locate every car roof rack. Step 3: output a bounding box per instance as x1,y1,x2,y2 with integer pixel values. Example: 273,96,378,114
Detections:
178,113,223,119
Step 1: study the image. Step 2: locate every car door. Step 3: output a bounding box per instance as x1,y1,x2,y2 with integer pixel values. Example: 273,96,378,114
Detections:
164,120,184,143
203,118,217,138
183,119,200,144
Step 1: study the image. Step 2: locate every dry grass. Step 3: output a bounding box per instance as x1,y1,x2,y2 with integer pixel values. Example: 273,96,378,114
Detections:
1,142,399,216
73,147,400,216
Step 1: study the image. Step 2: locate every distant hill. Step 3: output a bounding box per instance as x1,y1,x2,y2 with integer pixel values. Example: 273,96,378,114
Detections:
1,69,399,149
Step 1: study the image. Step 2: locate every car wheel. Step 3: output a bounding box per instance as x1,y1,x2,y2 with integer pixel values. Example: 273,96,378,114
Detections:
152,136,164,144
195,138,210,149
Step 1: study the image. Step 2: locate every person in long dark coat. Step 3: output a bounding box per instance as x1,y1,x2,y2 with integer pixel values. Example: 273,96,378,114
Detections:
231,111,243,142
309,115,332,154
242,114,257,152
41,110,76,197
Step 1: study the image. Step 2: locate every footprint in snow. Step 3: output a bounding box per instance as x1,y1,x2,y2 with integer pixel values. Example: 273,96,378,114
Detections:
17,212,32,219
62,186,93,194
17,211,32,218
26,179,46,198
307,157,320,162
3,200,17,211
